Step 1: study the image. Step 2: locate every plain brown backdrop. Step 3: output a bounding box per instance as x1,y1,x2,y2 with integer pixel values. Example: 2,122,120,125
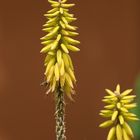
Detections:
0,0,140,140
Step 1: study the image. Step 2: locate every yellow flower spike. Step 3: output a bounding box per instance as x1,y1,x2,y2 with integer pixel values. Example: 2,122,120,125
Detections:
99,84,139,140
40,1,80,139
41,0,80,96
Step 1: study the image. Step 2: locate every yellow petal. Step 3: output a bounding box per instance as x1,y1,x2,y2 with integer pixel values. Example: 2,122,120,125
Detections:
105,89,115,96
116,84,120,94
120,89,133,97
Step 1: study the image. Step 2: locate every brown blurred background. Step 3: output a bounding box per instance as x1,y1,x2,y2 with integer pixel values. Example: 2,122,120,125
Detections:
0,0,140,140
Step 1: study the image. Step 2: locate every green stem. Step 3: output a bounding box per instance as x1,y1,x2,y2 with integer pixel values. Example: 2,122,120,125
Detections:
55,88,66,140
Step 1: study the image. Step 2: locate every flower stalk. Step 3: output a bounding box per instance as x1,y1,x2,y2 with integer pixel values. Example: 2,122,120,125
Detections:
55,88,66,140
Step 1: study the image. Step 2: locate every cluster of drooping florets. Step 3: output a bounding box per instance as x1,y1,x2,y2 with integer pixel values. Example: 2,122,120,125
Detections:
40,0,80,99
99,84,139,140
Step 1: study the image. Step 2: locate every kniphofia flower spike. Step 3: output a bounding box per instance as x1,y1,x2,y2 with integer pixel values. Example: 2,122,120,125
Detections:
99,84,139,140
